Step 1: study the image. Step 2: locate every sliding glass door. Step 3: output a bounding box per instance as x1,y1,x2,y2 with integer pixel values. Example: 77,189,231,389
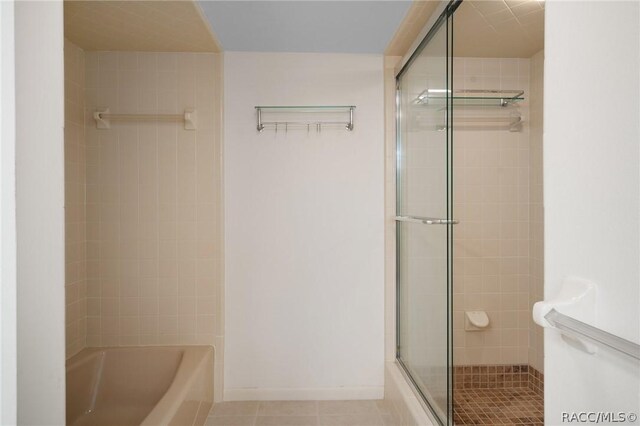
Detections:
396,4,456,425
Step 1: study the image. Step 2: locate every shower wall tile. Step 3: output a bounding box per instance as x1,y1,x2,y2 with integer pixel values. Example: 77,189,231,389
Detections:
452,57,532,366
84,51,223,348
65,39,87,359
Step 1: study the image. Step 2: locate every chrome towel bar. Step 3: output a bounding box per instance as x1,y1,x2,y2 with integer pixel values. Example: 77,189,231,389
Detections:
395,215,459,225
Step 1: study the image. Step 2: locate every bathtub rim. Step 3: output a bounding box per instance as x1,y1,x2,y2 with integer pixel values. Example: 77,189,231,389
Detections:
66,345,214,426
141,345,213,426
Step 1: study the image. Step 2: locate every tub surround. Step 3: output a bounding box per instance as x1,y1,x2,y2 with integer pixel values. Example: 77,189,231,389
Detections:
64,46,224,355
63,45,225,400
84,51,223,349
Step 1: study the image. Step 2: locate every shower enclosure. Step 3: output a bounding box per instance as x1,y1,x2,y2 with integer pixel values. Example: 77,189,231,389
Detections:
395,2,457,424
395,1,547,424
394,0,554,423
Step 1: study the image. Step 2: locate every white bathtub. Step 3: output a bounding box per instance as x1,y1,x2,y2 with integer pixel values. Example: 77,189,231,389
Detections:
66,346,213,426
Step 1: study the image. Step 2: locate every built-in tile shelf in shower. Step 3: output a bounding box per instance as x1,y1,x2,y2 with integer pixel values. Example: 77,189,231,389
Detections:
416,89,524,107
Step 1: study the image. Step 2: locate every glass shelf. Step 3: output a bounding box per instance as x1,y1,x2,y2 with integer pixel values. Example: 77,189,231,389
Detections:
417,89,524,107
255,105,355,132
254,105,356,110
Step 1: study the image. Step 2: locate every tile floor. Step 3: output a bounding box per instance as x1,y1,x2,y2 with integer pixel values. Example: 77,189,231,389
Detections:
205,400,402,426
206,391,544,426
453,388,544,425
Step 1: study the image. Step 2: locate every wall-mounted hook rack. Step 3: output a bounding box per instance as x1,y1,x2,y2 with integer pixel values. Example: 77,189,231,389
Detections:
255,106,355,133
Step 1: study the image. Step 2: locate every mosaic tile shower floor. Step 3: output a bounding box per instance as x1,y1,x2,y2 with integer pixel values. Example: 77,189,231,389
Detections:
454,387,544,425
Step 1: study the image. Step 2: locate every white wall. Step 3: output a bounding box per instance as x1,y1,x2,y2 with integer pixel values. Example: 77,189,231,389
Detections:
224,52,385,400
1,1,17,424
15,1,66,424
544,1,639,423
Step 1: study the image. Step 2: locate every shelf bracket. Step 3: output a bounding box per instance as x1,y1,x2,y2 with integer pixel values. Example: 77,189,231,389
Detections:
257,107,264,132
184,109,197,130
346,106,354,131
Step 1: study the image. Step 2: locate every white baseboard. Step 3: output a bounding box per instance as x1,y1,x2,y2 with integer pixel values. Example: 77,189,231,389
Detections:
224,386,384,401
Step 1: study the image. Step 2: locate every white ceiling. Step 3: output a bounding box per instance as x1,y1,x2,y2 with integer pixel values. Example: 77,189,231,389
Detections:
197,0,413,53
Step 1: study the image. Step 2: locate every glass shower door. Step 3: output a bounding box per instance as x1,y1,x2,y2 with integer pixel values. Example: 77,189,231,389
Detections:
396,6,454,425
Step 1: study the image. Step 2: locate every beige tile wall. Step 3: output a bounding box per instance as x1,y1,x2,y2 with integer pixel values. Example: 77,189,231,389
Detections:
528,50,544,373
452,57,532,366
83,51,223,349
65,39,87,358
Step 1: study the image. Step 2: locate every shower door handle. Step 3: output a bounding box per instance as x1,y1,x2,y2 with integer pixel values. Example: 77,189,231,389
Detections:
395,215,459,225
